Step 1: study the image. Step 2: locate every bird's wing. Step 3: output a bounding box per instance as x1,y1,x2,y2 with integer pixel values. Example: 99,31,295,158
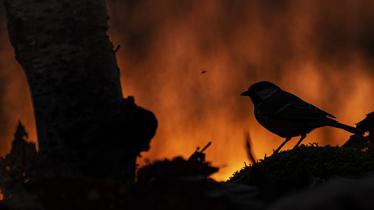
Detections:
265,92,336,121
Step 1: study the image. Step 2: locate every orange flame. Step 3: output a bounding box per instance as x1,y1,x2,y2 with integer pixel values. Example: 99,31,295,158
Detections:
108,1,374,180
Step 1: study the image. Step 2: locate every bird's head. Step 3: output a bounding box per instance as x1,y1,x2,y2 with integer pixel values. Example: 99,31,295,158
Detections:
241,81,281,105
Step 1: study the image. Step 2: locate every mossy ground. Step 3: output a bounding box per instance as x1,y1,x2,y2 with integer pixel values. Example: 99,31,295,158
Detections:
229,144,374,201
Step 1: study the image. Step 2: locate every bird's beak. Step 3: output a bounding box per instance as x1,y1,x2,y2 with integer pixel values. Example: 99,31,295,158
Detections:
241,90,250,96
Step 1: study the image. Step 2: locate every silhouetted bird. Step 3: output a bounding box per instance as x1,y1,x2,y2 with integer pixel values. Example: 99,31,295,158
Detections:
241,81,362,153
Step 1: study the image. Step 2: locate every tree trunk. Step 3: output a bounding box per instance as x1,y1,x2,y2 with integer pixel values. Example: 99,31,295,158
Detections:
4,0,153,182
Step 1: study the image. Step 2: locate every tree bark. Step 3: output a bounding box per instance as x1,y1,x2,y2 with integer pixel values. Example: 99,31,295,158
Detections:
3,0,153,181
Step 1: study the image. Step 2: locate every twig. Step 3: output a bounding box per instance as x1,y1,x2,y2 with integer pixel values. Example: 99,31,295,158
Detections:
244,130,256,165
113,44,121,53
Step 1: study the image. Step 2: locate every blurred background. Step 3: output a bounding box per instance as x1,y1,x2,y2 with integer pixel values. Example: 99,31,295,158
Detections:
1,0,374,180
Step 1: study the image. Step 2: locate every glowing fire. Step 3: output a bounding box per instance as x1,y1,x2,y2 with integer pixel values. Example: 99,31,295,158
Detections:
1,1,374,180
108,1,374,180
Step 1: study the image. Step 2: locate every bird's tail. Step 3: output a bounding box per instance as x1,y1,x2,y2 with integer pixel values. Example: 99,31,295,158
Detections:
327,121,363,134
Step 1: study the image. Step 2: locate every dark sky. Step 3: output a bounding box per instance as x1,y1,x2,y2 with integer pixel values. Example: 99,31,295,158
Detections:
109,0,374,68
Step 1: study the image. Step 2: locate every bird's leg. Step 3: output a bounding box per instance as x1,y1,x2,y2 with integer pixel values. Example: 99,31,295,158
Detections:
274,137,291,154
293,134,307,149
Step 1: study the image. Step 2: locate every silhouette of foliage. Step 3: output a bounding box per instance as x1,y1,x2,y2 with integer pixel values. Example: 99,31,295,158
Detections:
357,112,374,134
229,144,374,201
137,156,219,185
134,155,260,210
0,122,37,194
342,112,374,150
